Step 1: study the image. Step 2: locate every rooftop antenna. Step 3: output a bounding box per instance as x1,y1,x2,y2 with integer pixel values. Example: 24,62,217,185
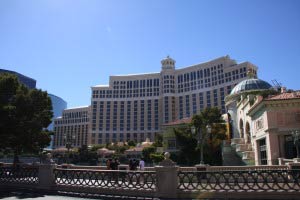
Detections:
271,79,282,88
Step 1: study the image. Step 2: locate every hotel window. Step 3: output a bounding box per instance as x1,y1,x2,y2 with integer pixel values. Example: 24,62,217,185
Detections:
179,96,183,119
147,100,152,130
133,133,138,142
140,133,145,142
213,89,218,107
112,133,117,142
99,102,104,131
126,133,131,141
140,100,145,130
206,91,211,108
92,101,97,131
106,102,111,131
113,102,118,131
120,101,124,131
126,101,131,131
192,93,197,114
120,133,124,141
98,133,102,144
227,85,232,95
185,95,190,117
164,97,169,123
199,92,204,111
133,101,138,131
220,88,225,113
155,99,159,130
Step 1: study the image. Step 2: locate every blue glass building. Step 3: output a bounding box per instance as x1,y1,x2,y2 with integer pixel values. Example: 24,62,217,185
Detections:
48,93,67,130
47,94,67,149
0,69,36,89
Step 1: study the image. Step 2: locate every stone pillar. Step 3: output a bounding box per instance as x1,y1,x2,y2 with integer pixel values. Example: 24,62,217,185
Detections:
278,158,284,165
38,164,57,191
155,152,178,199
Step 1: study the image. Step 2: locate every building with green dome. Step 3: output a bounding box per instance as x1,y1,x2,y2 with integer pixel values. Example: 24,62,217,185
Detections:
225,71,300,165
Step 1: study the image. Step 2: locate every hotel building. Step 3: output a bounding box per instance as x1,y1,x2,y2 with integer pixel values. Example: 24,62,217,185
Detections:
89,55,257,145
53,106,90,148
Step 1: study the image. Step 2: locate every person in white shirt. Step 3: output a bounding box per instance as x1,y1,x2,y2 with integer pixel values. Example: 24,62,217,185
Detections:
139,158,145,170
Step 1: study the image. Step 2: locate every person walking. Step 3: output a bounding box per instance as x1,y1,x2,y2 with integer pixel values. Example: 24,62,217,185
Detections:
139,158,145,171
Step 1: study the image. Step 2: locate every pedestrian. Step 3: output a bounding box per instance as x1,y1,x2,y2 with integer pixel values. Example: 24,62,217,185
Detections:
139,158,145,171
129,159,134,170
114,158,120,170
110,159,116,170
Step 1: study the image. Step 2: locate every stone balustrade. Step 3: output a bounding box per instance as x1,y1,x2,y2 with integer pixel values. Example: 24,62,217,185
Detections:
1,157,300,199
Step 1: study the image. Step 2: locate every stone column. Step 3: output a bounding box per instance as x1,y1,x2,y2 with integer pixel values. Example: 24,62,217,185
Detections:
155,152,178,199
38,164,57,191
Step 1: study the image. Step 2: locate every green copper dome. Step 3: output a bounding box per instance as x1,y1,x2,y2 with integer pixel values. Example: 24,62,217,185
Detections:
230,78,272,95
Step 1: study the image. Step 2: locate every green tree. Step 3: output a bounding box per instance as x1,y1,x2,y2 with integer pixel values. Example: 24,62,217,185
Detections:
174,126,199,165
127,140,136,147
142,146,156,163
191,107,226,165
153,133,163,147
174,107,227,166
0,73,53,164
150,153,164,164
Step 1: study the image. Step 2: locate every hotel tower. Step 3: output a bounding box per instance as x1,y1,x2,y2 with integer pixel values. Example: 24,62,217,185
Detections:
53,55,257,148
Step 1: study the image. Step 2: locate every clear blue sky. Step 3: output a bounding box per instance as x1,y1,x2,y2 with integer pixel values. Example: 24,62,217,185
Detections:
0,0,299,108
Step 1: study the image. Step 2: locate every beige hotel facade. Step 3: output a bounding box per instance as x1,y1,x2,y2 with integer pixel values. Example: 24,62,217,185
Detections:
53,55,257,148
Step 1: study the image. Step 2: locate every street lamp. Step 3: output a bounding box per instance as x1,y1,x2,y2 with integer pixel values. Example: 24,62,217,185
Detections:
191,124,212,165
292,130,300,158
63,133,76,163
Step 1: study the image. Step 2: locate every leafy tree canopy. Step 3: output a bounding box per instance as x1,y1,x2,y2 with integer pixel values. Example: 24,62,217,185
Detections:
153,133,163,147
142,146,156,163
174,107,227,166
127,140,136,147
0,73,53,163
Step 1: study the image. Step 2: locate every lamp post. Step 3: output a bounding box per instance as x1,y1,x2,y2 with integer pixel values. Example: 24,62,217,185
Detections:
191,124,212,165
292,130,300,158
64,133,75,164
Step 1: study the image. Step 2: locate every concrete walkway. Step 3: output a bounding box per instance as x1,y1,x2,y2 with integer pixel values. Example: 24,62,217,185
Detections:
0,190,158,200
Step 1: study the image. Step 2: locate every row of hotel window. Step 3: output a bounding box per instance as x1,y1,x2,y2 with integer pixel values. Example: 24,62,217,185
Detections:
54,126,88,147
178,87,228,120
89,88,230,130
54,118,88,125
54,86,231,127
92,100,159,131
92,68,247,98
62,111,88,119
94,132,157,144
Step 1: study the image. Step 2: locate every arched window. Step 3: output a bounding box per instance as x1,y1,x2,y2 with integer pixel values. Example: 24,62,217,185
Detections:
239,119,244,139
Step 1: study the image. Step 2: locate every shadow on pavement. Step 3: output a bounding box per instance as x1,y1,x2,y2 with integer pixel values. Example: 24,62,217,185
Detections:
0,190,45,199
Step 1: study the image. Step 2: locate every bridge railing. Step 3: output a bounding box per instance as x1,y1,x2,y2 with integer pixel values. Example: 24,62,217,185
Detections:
178,169,300,192
1,161,300,199
54,168,156,191
0,165,39,185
